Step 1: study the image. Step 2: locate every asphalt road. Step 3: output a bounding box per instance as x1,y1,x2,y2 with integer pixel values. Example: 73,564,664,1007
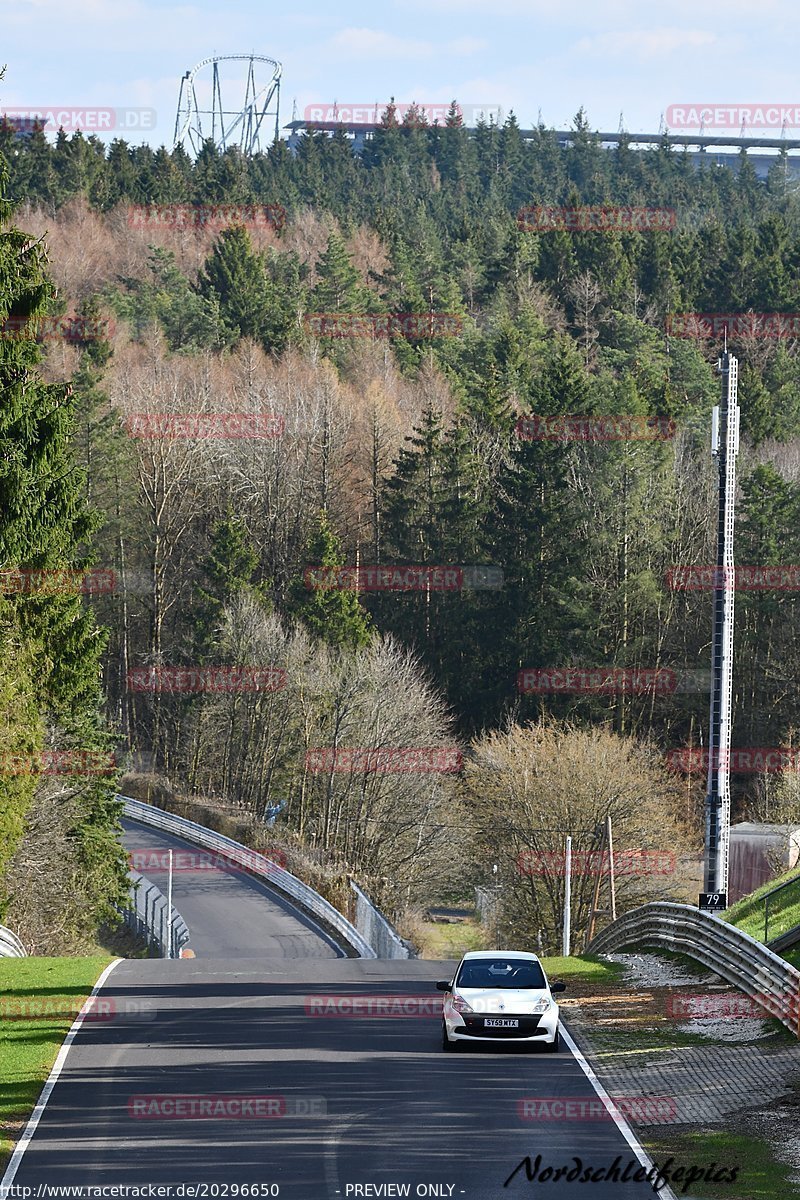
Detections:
120,817,343,959
7,821,678,1198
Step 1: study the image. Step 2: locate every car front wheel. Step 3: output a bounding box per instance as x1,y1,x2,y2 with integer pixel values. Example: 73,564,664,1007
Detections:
544,1025,560,1053
442,1021,456,1051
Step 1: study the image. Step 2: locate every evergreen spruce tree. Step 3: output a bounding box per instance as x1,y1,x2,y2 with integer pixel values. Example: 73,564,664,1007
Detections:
0,150,127,926
189,512,268,661
196,225,297,352
288,512,372,649
310,231,369,313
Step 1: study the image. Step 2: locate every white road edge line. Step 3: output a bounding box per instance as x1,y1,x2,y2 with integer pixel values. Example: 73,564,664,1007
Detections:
560,1023,679,1200
1,957,124,1192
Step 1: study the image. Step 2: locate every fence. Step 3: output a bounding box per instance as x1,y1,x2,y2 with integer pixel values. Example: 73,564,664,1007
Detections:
350,880,414,959
756,872,800,945
588,900,800,1036
121,870,190,958
475,885,502,924
121,796,377,958
0,924,26,957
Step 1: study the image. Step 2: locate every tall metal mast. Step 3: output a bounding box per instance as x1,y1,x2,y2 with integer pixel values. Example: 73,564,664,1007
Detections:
701,351,740,910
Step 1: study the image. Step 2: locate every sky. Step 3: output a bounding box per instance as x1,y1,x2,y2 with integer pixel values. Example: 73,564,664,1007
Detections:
2,0,800,150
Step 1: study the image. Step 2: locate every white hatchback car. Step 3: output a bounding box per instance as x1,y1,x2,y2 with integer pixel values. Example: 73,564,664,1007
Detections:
437,950,565,1052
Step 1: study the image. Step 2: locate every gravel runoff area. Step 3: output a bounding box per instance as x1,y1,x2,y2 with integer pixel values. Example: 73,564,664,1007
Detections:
562,952,800,1191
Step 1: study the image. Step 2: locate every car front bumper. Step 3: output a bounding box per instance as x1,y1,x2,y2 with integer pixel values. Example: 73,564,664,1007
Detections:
444,1004,559,1044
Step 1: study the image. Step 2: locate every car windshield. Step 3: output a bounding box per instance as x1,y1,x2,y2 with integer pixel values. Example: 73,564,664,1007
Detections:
456,958,547,990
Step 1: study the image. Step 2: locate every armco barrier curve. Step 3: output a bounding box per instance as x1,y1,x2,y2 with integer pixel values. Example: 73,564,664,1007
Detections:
122,869,190,958
121,795,378,958
0,924,26,957
588,900,800,1036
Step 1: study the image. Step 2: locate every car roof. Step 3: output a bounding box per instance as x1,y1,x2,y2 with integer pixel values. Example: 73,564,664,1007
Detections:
460,950,541,962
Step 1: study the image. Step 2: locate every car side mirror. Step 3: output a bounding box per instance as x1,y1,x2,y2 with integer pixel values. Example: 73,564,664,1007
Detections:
435,980,452,992
550,981,566,993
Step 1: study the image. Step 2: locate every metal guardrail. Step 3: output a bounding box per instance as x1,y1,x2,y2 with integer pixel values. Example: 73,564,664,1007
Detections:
588,900,800,1036
121,796,377,958
0,924,26,957
122,870,190,958
768,923,800,954
758,871,800,943
350,880,414,959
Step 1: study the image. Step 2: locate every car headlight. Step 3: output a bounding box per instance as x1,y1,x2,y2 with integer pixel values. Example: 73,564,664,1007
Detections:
451,993,473,1013
531,998,551,1014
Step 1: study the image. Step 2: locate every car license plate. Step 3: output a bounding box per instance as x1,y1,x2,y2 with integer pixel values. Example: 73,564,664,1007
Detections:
484,1018,519,1028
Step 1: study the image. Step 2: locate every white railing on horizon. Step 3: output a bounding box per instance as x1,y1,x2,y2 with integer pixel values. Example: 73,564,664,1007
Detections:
121,795,378,958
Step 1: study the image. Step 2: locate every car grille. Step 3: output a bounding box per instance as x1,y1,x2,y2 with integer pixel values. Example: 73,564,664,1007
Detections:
459,1014,543,1038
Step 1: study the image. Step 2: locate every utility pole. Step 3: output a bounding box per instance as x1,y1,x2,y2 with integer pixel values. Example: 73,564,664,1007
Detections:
701,351,740,912
562,836,572,956
606,813,617,922
587,813,617,944
491,863,502,947
166,848,174,959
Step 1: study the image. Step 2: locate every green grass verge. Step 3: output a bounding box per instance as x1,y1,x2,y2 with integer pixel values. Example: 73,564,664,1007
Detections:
783,946,800,970
0,956,112,1170
538,954,625,984
415,918,625,988
645,1129,797,1199
724,868,800,944
414,919,488,960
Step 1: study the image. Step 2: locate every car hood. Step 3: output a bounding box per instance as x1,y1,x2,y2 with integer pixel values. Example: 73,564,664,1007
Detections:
453,987,554,1013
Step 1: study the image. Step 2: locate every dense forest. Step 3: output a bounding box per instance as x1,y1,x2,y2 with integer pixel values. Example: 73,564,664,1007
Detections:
3,106,800,948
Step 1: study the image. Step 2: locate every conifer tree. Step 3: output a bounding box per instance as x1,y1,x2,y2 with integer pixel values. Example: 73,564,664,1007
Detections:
0,146,127,927
190,512,268,660
288,511,372,649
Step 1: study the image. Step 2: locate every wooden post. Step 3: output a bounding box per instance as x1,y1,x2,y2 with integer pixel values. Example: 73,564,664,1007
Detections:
607,814,617,921
587,823,607,944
